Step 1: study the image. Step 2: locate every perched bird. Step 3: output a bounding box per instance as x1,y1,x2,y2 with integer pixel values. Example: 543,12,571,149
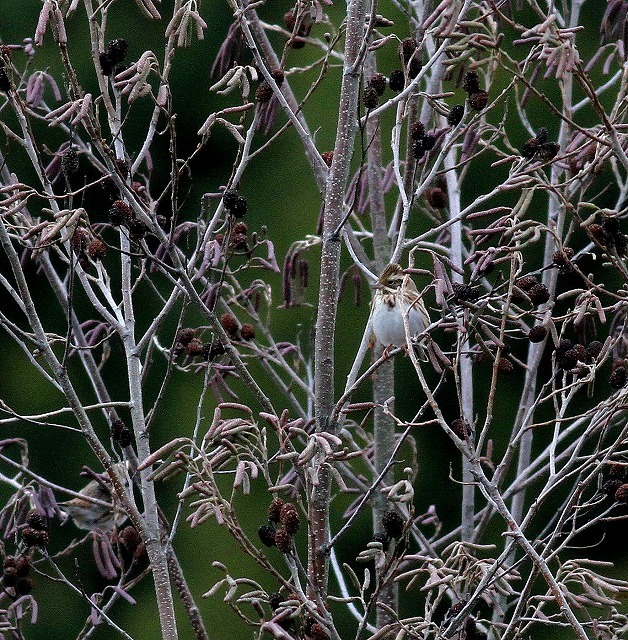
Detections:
370,263,430,348
60,463,129,532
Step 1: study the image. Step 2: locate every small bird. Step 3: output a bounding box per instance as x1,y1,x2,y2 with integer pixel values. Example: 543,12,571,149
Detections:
370,263,430,348
60,463,129,532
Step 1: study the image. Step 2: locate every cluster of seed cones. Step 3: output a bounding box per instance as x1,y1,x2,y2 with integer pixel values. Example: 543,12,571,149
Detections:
258,497,301,553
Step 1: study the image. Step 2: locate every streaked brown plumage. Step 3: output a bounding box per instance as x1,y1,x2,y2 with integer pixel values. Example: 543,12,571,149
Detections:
371,263,430,348
60,463,128,532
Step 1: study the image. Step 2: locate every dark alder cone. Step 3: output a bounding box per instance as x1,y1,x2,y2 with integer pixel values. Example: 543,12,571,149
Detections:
185,338,203,356
118,427,132,447
602,216,621,235
270,69,285,86
450,418,470,439
610,364,628,389
269,592,284,611
268,497,284,523
232,221,248,244
462,71,480,94
99,52,115,75
62,147,79,174
231,196,248,219
382,510,404,539
1,568,21,592
274,528,292,553
555,339,576,370
372,532,390,551
119,525,142,553
221,313,240,339
240,323,256,340
586,340,603,361
283,9,297,31
528,325,548,343
258,524,276,547
255,81,274,103
369,73,387,96
279,503,301,535
451,282,479,302
497,358,514,374
87,238,107,261
177,327,196,346
564,344,587,367
615,483,628,503
399,37,418,64
535,127,549,144
26,510,48,532
412,139,425,160
134,542,148,562
128,218,147,240
424,187,447,209
109,200,133,226
468,90,488,111
15,577,33,595
304,618,316,636
321,151,334,167
107,38,128,65
552,247,574,272
603,478,624,497
116,157,130,177
310,623,329,640
515,275,538,292
410,121,426,140
607,462,626,479
389,69,405,91
521,137,539,159
421,134,436,151
538,142,559,161
447,105,464,126
202,341,226,361
21,527,49,547
2,566,17,587
15,557,30,577
555,338,573,356
587,223,609,246
527,283,550,305
222,189,239,210
72,227,91,258
362,85,379,109
408,58,421,79
557,347,579,371
111,418,132,447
